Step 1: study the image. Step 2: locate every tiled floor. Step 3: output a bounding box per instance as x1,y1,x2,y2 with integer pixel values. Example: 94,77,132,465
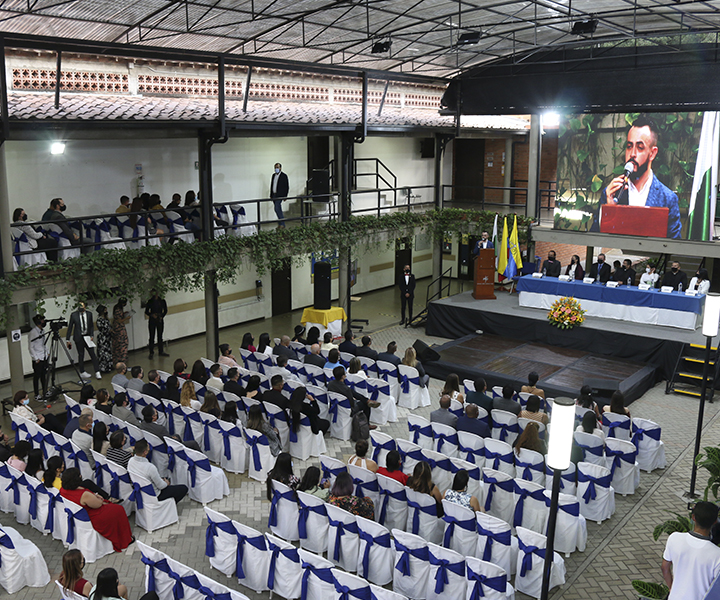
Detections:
2,281,716,600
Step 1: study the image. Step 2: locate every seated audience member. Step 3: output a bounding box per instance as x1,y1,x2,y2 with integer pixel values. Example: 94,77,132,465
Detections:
292,325,307,345
377,450,408,485
456,403,490,438
112,393,139,426
577,386,602,419
106,431,133,469
290,387,329,435
321,331,338,351
256,332,272,355
125,367,144,393
79,384,96,406
466,378,494,421
324,348,343,371
305,326,321,347
161,375,181,403
521,371,545,399
12,206,59,261
72,413,96,469
111,362,129,389
94,389,113,415
8,440,31,471
662,261,688,291
218,343,240,369
356,335,379,360
328,471,375,519
519,394,549,425
275,354,301,383
402,347,429,387
614,258,636,285
245,375,263,400
139,405,171,439
180,380,202,410
576,411,605,442
223,368,246,398
25,448,45,479
441,373,465,403
541,250,561,277
377,341,402,366
347,357,366,378
514,422,547,455
64,406,93,439
407,461,443,511
173,358,189,380
640,264,659,287
338,330,357,355
93,421,110,456
0,430,11,463
189,359,208,386
265,452,299,501
60,468,134,552
493,384,521,416
264,374,289,410
304,344,326,368
443,469,483,512
603,390,631,418
241,332,257,353
430,394,458,428
12,389,64,433
59,549,127,600
221,401,241,426
298,465,330,501
275,334,299,361
206,364,224,390
89,567,152,600
200,391,222,418
141,370,163,400
116,195,131,213
565,254,585,280
689,268,711,295
348,439,378,473
327,365,379,423
128,439,188,504
246,404,282,455
41,197,79,247
43,456,65,490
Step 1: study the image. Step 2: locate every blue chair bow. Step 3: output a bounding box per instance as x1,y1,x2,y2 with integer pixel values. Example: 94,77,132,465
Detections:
321,462,347,482
575,440,605,462
466,565,506,600
0,529,14,567
393,540,429,577
602,414,631,439
328,516,359,561
406,497,438,534
371,438,396,462
333,579,371,600
477,523,512,562
205,517,237,557
268,487,298,527
544,464,576,492
577,470,613,504
512,483,547,528
219,426,239,461
235,530,267,580
399,372,419,394
301,561,334,600
434,431,459,454
459,442,484,465
378,486,406,525
483,474,514,512
45,492,63,533
352,475,378,499
515,457,543,481
245,433,270,472
407,421,432,445
631,424,661,447
605,446,637,478
495,421,520,443
428,551,465,594
298,498,327,539
518,538,547,577
442,510,477,548
358,529,391,579
267,539,300,590
484,447,514,471
129,481,156,510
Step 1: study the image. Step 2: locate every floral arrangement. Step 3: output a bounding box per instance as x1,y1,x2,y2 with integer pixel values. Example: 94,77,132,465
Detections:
548,296,586,329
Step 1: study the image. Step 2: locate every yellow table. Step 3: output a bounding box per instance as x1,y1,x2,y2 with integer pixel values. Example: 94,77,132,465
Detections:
301,306,347,338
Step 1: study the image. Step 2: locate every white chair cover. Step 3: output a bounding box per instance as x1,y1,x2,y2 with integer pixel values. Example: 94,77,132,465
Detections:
377,473,407,533
491,410,520,446
514,448,546,485
142,431,169,479
265,533,303,600
602,411,632,441
407,415,434,450
543,490,587,556
476,512,518,579
512,478,549,534
573,431,607,468
303,364,327,388
0,525,51,594
68,440,94,482
128,471,178,532
11,227,47,268
199,413,222,463
397,439,424,477
4,464,31,524
268,479,299,541
348,464,381,521
333,568,372,600
392,529,431,600
367,377,396,425
46,222,80,259
518,418,546,439
398,365,430,409
289,411,327,461
405,488,443,545
632,417,667,472
62,498,114,563
576,461,616,524
326,503,360,572
514,527,566,599
320,455,348,486
297,490,329,554
327,391,353,441
370,430,396,468
356,515,394,585
482,468,515,526
215,420,247,474
465,557,515,600
441,499,478,557
264,403,291,453
431,422,460,458
426,543,466,600
422,448,454,493
298,548,335,600
483,438,515,477
457,431,486,468
92,451,134,516
179,442,229,503
27,474,54,535
605,437,640,496
244,429,274,482
164,210,195,243
56,580,87,600
544,461,577,498
370,583,409,600
375,360,400,402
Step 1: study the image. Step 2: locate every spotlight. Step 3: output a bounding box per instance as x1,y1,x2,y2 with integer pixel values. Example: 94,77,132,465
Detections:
571,19,598,35
371,40,391,54
457,32,481,46
50,142,65,155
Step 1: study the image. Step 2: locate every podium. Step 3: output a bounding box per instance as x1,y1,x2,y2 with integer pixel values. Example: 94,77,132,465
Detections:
473,248,496,300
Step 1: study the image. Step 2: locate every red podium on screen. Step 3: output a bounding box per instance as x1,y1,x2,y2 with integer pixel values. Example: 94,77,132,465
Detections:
473,248,496,300
600,204,669,237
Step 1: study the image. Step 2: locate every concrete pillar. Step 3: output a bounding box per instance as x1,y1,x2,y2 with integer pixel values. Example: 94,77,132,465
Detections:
0,144,24,392
527,115,542,220
337,133,353,324
503,137,513,205
585,246,595,272
431,133,445,297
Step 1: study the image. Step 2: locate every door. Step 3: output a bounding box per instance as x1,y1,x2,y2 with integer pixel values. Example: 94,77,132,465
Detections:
395,238,412,286
453,139,485,204
271,258,292,316
458,234,479,280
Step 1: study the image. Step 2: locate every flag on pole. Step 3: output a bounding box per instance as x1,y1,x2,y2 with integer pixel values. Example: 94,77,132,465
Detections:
492,213,499,269
688,111,719,241
497,216,509,281
505,215,524,279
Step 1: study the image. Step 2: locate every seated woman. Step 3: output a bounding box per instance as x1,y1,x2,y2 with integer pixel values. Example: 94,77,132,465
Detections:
513,422,547,455
266,452,299,501
407,461,443,511
347,439,378,473
58,549,129,599
576,411,605,441
290,387,330,435
689,268,711,295
11,389,63,434
256,332,272,356
603,390,631,419
565,254,585,280
305,326,321,347
94,389,113,415
79,384,96,406
43,456,65,490
180,380,202,411
298,465,330,501
25,448,45,479
246,404,282,455
93,421,110,456
321,331,338,351
519,394,549,425
377,450,408,485
218,343,240,369
189,359,208,386
221,400,241,425
347,357,366,379
89,567,156,600
576,388,602,420
521,371,545,399
402,347,429,387
173,358,190,380
328,471,375,520
241,332,256,353
7,440,31,471
59,468,133,552
245,375,263,400
161,376,181,403
200,391,222,418
441,373,465,405
443,469,483,512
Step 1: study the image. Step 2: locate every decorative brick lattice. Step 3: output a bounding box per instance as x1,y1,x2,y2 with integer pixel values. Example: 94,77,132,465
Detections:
249,82,328,102
137,75,244,97
12,69,129,93
405,93,441,108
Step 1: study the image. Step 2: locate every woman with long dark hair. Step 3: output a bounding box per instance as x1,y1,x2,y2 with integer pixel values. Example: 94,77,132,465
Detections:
257,333,271,355
305,327,321,347
298,466,330,500
44,456,64,489
246,404,281,455
25,448,45,479
241,332,256,352
93,421,110,454
407,461,443,506
565,254,585,280
328,472,374,519
189,359,208,386
221,400,240,425
603,390,631,418
200,391,222,418
266,452,299,500
289,387,329,436
514,422,547,455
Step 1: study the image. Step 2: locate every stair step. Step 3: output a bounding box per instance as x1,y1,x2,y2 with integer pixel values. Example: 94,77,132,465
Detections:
673,388,703,397
683,357,716,365
690,343,718,351
678,372,706,380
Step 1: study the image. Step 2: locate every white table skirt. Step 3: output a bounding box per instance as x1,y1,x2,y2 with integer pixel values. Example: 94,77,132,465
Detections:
518,291,699,330
305,319,343,339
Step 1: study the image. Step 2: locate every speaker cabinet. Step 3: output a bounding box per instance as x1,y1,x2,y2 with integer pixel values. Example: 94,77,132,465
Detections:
413,339,440,363
311,169,330,199
314,261,332,310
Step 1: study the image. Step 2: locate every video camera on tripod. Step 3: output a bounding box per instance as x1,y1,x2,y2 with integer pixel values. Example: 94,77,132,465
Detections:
44,317,68,333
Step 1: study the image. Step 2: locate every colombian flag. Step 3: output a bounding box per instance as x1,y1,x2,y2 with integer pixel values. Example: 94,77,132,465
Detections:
498,215,523,280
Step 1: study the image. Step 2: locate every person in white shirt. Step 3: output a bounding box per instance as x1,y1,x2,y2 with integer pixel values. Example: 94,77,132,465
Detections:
662,500,720,600
12,207,58,261
127,439,188,503
206,364,224,390
320,331,338,351
28,314,49,399
688,268,711,295
640,265,660,287
274,355,302,383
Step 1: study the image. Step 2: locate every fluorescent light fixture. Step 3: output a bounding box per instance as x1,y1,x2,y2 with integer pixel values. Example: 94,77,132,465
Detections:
703,293,720,338
457,32,481,46
543,112,560,127
50,142,66,155
546,397,576,470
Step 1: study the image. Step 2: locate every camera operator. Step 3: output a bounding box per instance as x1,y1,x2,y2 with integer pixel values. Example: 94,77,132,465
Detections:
29,314,49,399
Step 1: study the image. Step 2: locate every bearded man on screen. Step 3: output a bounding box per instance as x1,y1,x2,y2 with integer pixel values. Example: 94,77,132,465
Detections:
592,116,682,239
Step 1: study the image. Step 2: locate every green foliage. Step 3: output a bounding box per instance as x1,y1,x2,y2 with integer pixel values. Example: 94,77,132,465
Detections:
0,209,530,330
652,512,693,541
631,581,669,599
696,446,720,501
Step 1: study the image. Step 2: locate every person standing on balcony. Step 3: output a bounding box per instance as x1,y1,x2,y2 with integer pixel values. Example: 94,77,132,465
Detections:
270,162,289,228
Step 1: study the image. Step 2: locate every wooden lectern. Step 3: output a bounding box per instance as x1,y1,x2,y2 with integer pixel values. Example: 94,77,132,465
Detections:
473,248,496,300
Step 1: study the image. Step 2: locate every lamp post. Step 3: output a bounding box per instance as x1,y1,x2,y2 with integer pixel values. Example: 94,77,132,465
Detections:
541,396,576,600
688,292,720,498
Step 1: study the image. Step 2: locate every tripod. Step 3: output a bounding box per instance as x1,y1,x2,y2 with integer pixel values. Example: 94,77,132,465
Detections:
45,323,84,400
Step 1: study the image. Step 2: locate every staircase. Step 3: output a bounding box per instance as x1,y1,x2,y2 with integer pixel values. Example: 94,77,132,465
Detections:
408,267,452,328
666,342,720,400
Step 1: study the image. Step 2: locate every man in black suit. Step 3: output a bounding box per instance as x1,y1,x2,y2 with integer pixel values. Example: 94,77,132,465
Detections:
472,230,494,255
589,253,612,283
273,335,298,361
66,301,100,380
270,162,289,227
161,375,181,403
41,197,79,248
541,250,561,278
456,403,491,438
465,377,494,423
142,369,163,400
662,261,689,291
223,368,246,398
398,264,416,325
613,259,637,286
263,375,289,411
493,384,521,416
327,366,379,424
304,344,326,368
338,330,357,355
377,341,402,366
355,335,378,360
145,289,168,359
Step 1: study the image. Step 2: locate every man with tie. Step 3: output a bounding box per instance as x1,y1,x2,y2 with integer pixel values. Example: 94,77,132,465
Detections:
270,162,289,227
398,264,416,326
472,230,494,255
589,253,612,283
66,301,101,381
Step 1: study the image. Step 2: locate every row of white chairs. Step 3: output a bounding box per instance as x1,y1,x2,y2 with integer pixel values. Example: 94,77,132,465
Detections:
0,522,51,594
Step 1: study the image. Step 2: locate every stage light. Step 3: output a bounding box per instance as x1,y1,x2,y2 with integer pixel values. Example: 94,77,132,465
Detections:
702,293,720,337
50,142,65,155
571,19,598,35
546,397,575,470
457,32,481,46
543,112,560,128
371,40,392,54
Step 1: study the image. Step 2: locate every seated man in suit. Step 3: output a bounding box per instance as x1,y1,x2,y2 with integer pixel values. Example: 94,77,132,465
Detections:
263,374,289,411
355,335,379,360
141,369,163,400
589,253,612,283
338,330,357,355
223,368,246,398
274,335,298,361
613,258,637,286
541,250,561,277
327,366,379,424
112,393,139,426
377,341,402,366
304,343,326,368
493,384,521,416
456,403,490,438
430,395,458,428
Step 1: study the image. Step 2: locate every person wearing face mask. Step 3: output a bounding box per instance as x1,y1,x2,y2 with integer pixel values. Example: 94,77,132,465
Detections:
66,301,101,381
41,197,80,248
12,207,59,262
270,162,289,227
688,268,711,295
29,314,49,399
662,261,689,291
564,254,585,280
398,263,416,326
541,250,561,277
640,264,660,287
589,253,612,283
11,389,64,434
613,258,637,286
